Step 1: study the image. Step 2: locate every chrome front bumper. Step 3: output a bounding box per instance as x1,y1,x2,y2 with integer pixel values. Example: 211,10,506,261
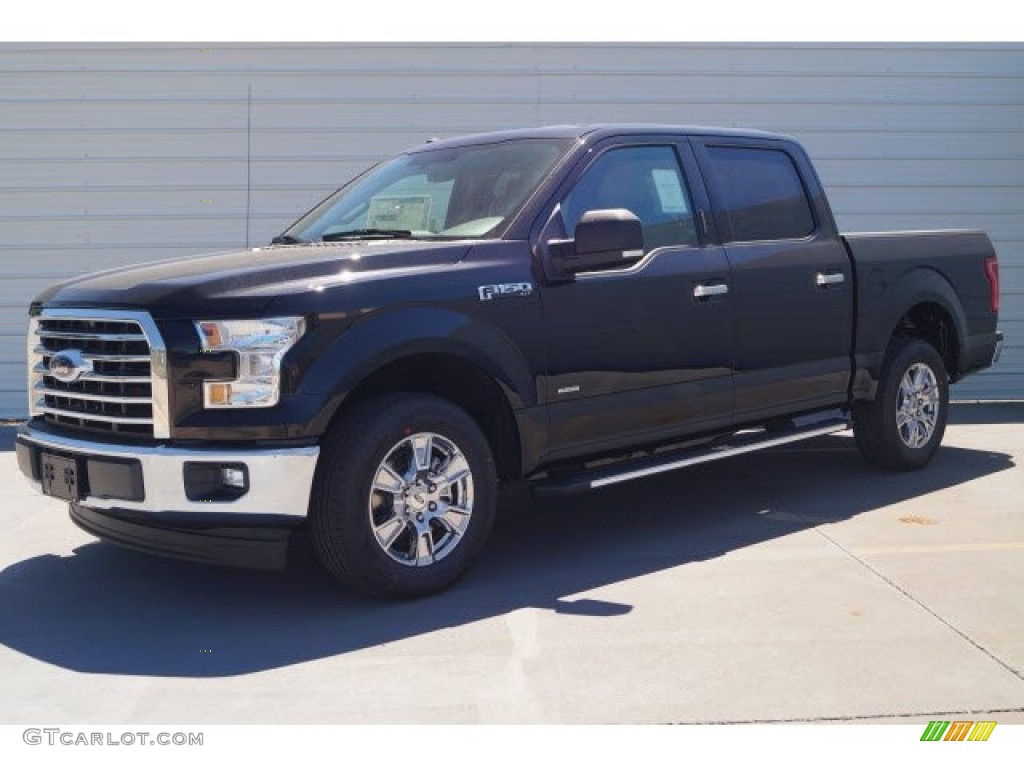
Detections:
16,423,319,520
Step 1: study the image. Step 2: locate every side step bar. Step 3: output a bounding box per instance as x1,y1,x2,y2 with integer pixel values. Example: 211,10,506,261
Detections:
533,417,851,496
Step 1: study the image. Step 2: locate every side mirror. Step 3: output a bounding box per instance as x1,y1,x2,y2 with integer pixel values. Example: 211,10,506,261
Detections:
547,209,644,277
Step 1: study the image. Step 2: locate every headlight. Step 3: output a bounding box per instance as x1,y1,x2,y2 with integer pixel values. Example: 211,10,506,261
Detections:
194,317,306,408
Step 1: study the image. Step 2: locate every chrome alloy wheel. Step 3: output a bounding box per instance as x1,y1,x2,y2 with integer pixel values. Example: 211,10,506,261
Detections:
368,432,474,567
896,362,940,449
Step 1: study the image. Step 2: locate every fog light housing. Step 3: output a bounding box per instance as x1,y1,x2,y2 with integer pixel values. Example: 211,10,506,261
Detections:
183,462,250,502
221,467,246,488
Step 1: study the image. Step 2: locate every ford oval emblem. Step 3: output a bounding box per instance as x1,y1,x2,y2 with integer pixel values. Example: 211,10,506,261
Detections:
48,349,91,383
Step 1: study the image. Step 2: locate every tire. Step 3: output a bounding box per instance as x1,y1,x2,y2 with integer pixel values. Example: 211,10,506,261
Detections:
853,337,949,471
309,393,498,598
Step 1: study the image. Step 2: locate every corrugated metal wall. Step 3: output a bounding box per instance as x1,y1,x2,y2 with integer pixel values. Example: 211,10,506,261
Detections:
1,42,1021,414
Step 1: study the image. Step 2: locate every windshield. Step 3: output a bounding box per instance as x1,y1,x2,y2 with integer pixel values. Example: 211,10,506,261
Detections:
280,138,573,242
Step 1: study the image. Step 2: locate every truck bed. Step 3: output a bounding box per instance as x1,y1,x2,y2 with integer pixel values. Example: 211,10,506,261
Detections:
842,229,1000,384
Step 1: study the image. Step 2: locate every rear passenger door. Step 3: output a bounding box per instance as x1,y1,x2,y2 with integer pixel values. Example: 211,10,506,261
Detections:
691,137,853,420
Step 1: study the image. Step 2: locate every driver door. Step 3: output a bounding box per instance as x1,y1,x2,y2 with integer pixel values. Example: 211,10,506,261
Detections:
539,140,735,462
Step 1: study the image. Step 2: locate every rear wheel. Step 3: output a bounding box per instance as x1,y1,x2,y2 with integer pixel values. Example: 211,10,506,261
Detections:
853,337,949,471
310,393,497,598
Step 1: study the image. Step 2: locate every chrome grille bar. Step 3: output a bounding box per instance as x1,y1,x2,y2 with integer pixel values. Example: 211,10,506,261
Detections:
34,384,153,404
31,362,152,383
31,345,151,363
32,403,156,425
34,330,148,342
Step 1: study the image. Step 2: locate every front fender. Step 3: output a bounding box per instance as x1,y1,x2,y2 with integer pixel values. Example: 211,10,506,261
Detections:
299,305,536,424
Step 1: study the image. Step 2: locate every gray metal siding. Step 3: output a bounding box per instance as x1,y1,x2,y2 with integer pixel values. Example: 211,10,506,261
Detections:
1,42,1021,414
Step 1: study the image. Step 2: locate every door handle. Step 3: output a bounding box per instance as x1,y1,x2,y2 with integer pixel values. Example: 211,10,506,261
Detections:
693,283,729,298
816,272,845,287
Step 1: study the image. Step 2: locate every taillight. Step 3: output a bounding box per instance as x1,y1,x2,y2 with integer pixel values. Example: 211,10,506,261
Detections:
984,256,999,313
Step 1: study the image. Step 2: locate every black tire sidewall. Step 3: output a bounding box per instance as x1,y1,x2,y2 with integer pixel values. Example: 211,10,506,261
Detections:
313,395,497,598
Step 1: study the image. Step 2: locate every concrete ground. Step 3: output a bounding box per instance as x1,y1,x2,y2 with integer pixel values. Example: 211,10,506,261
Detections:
1,405,1022,724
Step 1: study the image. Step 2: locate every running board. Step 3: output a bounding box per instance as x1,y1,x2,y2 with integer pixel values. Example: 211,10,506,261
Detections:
533,418,851,496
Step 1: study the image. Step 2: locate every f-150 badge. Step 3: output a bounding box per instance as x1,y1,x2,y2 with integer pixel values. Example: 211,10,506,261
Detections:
478,282,533,301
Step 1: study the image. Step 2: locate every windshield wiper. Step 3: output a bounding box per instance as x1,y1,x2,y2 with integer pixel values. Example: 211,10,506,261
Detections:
271,234,307,245
321,228,413,241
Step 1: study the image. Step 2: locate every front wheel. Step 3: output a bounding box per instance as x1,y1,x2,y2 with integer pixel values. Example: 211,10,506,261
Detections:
853,337,950,471
310,394,498,598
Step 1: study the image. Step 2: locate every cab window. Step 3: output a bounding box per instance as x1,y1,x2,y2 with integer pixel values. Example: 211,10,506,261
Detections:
562,146,698,253
704,146,815,242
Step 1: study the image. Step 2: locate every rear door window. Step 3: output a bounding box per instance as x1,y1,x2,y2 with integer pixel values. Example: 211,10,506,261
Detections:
704,146,815,242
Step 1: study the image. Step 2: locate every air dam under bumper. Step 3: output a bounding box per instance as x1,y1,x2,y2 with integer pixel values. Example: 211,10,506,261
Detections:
68,503,298,570
16,422,319,570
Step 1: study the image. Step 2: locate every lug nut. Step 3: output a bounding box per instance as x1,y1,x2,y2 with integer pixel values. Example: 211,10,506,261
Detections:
428,502,437,511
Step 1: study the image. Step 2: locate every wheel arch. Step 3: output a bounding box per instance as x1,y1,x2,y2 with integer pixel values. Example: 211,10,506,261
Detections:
303,307,536,481
334,352,524,481
890,301,961,380
853,267,968,399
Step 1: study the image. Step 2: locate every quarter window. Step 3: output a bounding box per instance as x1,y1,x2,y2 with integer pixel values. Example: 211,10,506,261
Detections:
705,146,815,242
562,146,698,253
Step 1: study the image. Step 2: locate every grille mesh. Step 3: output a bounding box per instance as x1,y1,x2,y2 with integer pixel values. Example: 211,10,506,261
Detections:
31,316,156,437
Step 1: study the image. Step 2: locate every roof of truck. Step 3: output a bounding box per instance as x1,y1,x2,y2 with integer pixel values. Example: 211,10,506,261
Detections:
406,124,795,153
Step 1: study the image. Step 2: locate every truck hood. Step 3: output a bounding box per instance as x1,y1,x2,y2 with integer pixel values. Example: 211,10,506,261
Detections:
33,240,473,317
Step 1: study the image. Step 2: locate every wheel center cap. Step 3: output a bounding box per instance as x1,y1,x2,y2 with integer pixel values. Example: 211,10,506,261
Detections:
405,485,428,511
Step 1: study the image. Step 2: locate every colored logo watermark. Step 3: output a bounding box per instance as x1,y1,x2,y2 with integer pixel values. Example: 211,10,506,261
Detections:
920,721,996,742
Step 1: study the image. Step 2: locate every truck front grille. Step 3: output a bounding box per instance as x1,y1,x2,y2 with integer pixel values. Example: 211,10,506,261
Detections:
28,310,170,439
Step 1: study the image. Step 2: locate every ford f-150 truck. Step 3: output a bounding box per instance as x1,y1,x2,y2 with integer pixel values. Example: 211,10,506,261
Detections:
16,124,1004,598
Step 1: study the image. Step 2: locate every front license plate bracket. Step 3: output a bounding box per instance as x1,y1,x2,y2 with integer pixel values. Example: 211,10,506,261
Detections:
41,453,82,501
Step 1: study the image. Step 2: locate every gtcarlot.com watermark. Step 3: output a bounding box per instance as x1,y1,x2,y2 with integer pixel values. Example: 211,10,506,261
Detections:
23,728,203,747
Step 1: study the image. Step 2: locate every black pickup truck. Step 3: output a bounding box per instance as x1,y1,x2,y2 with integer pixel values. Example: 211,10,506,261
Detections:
16,124,1003,597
